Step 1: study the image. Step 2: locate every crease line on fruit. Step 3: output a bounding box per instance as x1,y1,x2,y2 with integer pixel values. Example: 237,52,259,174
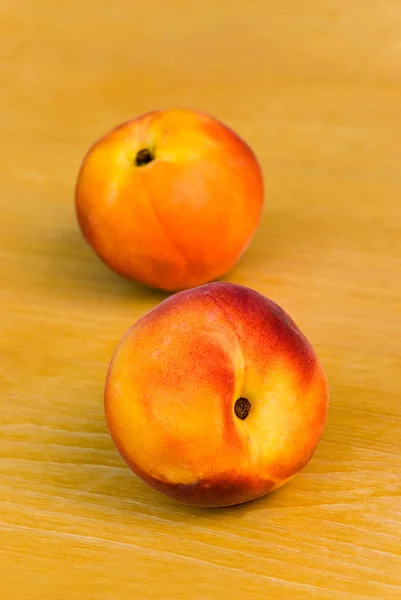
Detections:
209,294,246,361
208,293,248,417
141,171,188,270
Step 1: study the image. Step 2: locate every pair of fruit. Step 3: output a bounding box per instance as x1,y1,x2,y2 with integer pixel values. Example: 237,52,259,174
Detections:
75,108,329,508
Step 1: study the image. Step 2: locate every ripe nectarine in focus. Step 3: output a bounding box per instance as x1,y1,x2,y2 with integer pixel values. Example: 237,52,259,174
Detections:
75,108,264,291
105,282,329,507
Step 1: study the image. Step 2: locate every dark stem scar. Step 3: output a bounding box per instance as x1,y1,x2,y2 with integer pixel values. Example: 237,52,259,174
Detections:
135,148,154,166
234,397,251,420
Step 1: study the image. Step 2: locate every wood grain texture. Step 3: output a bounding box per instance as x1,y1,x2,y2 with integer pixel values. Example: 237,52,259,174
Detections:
1,1,400,598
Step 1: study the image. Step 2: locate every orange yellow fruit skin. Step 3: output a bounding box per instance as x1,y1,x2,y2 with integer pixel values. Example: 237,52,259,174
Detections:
75,108,264,292
105,282,329,508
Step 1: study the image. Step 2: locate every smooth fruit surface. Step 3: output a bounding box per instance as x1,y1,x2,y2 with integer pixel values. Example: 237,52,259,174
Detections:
75,109,264,291
105,282,329,507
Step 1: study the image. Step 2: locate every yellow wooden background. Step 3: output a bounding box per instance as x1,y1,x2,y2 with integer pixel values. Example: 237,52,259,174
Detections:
1,1,400,598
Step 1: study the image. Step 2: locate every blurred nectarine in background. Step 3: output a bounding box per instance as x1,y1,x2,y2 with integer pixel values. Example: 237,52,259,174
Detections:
105,282,329,507
75,109,264,291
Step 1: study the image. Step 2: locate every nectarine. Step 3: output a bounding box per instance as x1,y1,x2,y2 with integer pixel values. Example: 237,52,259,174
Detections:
75,108,264,291
105,282,329,507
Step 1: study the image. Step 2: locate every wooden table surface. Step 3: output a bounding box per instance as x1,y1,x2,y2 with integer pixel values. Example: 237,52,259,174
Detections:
1,1,400,599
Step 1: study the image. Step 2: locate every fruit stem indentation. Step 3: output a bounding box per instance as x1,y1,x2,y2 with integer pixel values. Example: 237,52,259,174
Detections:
234,397,251,420
135,148,154,166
